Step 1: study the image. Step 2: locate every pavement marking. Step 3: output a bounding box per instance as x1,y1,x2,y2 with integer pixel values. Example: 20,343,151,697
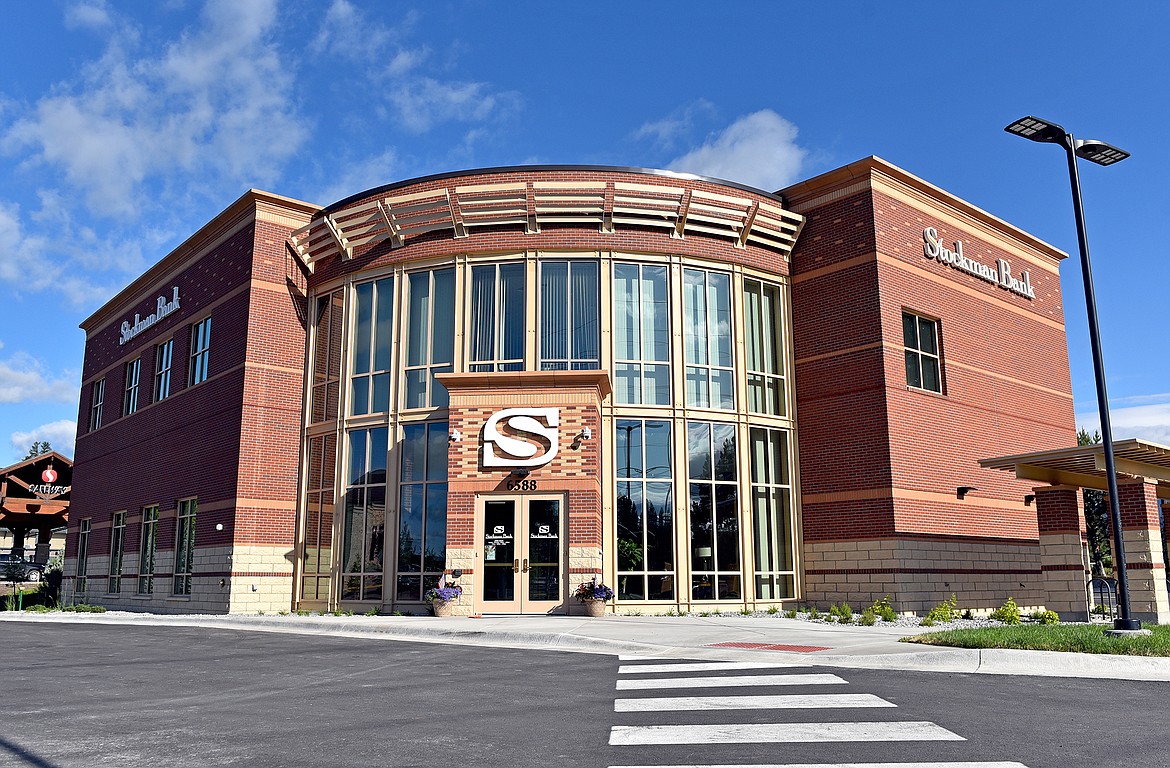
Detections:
619,661,803,674
617,673,847,690
608,721,964,745
608,758,1029,763
614,693,895,712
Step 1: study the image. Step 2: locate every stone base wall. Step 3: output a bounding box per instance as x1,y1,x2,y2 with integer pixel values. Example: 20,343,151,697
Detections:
1122,527,1170,625
803,537,1046,615
1038,532,1091,620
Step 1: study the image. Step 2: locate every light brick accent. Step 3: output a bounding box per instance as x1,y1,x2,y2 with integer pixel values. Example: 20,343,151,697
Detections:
1034,485,1090,620
1116,480,1169,624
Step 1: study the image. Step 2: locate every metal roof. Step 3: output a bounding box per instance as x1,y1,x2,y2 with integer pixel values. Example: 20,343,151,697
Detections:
980,439,1170,499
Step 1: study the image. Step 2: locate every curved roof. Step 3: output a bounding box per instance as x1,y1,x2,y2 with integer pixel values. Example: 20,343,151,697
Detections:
290,165,804,272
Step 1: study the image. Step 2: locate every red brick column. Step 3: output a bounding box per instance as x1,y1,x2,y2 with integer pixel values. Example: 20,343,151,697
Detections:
1034,485,1090,620
1116,479,1169,624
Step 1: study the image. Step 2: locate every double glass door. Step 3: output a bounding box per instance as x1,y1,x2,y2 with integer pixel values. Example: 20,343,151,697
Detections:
481,495,564,613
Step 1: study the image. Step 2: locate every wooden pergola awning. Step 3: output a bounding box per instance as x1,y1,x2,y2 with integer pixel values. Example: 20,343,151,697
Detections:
980,438,1170,500
0,451,72,531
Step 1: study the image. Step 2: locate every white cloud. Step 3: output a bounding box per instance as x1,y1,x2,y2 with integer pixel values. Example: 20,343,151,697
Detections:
389,78,519,134
313,148,398,208
10,420,78,460
0,352,78,405
666,110,807,191
634,99,717,149
64,1,113,30
4,0,307,218
1077,399,1170,446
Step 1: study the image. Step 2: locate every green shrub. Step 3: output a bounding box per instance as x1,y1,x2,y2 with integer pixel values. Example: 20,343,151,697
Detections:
363,608,379,616
295,609,310,617
24,603,51,613
925,593,959,624
783,609,798,619
807,605,821,621
871,595,898,622
63,603,106,613
1031,609,1060,625
739,606,753,616
920,617,936,627
991,597,1022,625
277,610,289,616
766,605,779,615
859,608,877,626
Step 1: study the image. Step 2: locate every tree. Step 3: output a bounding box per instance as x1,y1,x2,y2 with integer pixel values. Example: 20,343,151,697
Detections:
1077,427,1111,574
23,441,52,460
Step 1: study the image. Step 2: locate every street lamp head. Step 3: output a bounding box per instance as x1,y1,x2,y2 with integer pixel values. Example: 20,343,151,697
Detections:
1004,116,1067,143
1074,139,1130,166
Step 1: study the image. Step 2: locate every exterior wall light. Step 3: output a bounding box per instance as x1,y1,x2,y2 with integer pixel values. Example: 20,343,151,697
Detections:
1024,494,1036,507
956,486,978,500
449,429,462,442
1004,115,1139,632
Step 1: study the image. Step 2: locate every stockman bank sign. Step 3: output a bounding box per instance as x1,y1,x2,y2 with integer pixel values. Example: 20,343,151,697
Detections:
922,228,1035,300
482,408,560,468
120,287,181,345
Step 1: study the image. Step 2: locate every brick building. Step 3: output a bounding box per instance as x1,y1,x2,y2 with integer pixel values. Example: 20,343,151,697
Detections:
62,158,1163,618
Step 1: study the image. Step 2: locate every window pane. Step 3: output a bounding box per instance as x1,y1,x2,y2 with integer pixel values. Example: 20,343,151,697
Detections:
469,265,496,364
713,423,737,481
343,488,364,574
645,364,670,405
541,262,567,363
616,420,642,478
374,277,394,371
614,264,639,360
431,269,455,365
369,427,387,484
644,421,671,479
571,262,599,364
709,272,732,367
406,272,430,367
905,351,922,389
644,482,673,571
683,269,707,366
348,430,368,484
354,281,373,375
643,266,669,362
688,422,712,481
902,312,918,349
615,364,639,405
423,483,447,572
365,486,385,572
918,317,938,355
922,357,941,392
426,422,448,481
401,424,426,482
397,484,423,573
499,263,525,363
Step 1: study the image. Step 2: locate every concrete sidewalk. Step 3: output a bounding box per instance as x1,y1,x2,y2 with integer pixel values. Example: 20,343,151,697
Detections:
6,610,1170,682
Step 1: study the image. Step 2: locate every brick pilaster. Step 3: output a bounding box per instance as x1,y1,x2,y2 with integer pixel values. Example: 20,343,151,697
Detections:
1034,485,1090,620
1116,479,1169,624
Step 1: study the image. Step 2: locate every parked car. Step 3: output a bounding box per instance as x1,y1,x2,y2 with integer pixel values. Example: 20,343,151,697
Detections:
0,554,45,583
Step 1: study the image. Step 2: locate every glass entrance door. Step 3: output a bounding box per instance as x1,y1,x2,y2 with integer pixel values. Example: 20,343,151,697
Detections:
480,495,564,613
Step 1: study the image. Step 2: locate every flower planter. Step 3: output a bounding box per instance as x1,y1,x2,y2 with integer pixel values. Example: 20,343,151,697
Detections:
432,599,455,617
584,598,606,618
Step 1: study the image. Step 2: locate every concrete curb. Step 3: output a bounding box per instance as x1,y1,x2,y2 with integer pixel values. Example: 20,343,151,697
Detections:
6,612,1170,681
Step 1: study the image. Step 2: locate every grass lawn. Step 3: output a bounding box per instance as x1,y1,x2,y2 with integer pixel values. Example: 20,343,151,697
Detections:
902,624,1170,656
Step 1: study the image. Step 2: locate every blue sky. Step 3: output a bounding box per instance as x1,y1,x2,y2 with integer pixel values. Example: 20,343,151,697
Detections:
1,0,1167,463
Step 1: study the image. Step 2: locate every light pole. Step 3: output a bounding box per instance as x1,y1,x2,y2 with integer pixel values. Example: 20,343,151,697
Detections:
1004,116,1140,631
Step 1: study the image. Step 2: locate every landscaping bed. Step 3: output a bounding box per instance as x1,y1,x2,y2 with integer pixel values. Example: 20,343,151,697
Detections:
903,624,1170,656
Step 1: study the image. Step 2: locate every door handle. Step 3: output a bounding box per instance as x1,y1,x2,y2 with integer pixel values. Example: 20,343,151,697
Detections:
513,558,519,573
522,558,529,573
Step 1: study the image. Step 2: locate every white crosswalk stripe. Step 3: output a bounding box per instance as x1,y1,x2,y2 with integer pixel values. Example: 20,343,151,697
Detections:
615,693,896,712
619,662,802,674
608,658,1032,767
607,762,1031,767
609,721,964,745
617,673,846,690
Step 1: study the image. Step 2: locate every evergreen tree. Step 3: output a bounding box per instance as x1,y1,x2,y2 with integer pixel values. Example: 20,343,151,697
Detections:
1077,427,1110,574
23,441,52,460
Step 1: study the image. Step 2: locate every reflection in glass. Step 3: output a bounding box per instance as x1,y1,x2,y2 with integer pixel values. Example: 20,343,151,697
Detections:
615,419,675,601
751,427,794,600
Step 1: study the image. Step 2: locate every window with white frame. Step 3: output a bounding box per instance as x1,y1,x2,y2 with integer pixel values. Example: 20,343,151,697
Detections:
613,263,670,405
89,378,105,432
404,269,454,408
138,505,158,594
310,291,344,423
76,519,91,594
903,311,942,393
173,498,197,596
350,277,395,416
341,428,387,601
302,433,337,602
123,358,141,416
188,316,212,386
540,260,600,370
108,511,126,594
154,339,173,402
750,427,795,599
682,269,734,409
615,419,675,601
396,421,448,602
468,262,525,372
744,279,786,416
687,422,740,600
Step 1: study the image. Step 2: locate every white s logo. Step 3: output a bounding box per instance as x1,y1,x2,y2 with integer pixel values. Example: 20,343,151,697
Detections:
482,407,560,468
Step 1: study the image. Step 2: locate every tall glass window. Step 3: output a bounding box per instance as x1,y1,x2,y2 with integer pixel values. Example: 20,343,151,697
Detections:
138,506,158,594
615,419,674,601
89,378,105,432
76,519,91,594
404,269,454,408
750,427,794,599
342,427,387,601
469,262,525,372
683,269,734,409
108,511,126,594
302,433,337,601
154,339,173,402
540,261,600,370
173,498,197,596
123,358,140,416
613,264,670,405
188,316,212,386
396,422,448,601
310,291,344,423
350,277,395,415
744,279,786,415
688,422,740,600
